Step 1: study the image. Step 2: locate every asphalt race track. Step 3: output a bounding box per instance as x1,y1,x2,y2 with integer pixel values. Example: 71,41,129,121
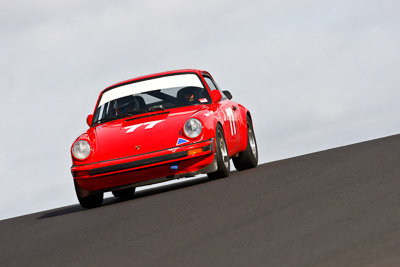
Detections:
1,134,400,266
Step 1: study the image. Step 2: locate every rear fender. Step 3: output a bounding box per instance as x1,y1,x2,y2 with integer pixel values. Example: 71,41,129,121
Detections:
238,107,251,153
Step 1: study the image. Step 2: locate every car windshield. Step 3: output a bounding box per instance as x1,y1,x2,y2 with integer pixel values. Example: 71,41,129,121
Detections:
92,73,211,125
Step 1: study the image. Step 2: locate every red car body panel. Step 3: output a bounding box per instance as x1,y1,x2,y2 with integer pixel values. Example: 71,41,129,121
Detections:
71,69,252,196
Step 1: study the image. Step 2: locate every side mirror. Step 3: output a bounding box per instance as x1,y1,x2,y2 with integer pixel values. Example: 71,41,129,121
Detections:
223,90,232,100
86,114,93,127
211,90,222,103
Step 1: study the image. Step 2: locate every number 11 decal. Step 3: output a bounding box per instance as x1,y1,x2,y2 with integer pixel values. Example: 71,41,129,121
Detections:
225,107,237,135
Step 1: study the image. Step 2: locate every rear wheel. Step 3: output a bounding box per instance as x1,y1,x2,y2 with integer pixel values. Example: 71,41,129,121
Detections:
74,182,103,209
208,124,230,179
112,187,136,198
233,116,258,171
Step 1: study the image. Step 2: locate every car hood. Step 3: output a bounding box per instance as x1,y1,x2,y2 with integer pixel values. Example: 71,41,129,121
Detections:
94,106,204,161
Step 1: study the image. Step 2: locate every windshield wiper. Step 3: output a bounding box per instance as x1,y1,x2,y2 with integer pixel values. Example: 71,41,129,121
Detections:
95,113,137,125
124,107,165,115
120,111,145,117
95,117,120,125
148,107,165,112
95,108,166,125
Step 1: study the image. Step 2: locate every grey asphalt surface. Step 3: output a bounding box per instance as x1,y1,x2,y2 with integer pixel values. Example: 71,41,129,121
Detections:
1,134,400,266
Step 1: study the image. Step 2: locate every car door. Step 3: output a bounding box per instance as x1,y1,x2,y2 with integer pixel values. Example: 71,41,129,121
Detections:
202,75,241,153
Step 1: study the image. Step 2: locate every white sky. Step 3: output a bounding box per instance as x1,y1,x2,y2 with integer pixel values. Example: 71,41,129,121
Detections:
1,0,399,220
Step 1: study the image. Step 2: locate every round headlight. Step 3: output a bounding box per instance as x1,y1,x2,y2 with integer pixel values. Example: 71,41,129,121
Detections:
184,118,203,138
72,140,91,160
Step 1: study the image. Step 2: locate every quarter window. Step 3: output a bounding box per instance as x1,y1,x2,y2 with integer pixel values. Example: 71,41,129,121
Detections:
203,76,227,100
204,76,218,90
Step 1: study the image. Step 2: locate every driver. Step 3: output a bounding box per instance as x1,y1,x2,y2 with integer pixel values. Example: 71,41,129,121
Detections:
114,96,138,116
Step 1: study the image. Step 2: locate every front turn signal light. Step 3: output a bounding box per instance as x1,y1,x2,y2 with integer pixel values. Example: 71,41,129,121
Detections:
188,148,204,156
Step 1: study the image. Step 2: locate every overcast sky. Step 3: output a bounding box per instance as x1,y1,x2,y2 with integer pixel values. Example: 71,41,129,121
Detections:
1,0,399,220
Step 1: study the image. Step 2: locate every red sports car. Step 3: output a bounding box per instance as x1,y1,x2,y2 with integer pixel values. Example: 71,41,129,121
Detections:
71,69,258,208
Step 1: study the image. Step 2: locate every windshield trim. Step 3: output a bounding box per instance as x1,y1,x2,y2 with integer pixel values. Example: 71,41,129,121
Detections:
97,73,203,107
91,72,210,127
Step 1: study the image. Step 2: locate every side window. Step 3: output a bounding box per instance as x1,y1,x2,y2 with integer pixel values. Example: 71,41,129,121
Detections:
203,76,227,100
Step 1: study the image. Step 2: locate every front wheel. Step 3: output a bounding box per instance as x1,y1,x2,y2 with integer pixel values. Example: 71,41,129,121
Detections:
233,115,258,171
208,124,230,179
74,181,103,209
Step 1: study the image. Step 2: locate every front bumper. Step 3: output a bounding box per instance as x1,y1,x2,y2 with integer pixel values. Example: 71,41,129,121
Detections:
71,138,215,194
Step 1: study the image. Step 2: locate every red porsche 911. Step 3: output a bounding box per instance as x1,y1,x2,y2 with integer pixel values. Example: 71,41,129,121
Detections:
71,69,258,208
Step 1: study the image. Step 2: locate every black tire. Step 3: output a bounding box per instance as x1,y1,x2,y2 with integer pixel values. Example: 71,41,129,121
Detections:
233,115,258,171
78,194,103,209
207,124,230,179
74,181,103,209
112,187,136,198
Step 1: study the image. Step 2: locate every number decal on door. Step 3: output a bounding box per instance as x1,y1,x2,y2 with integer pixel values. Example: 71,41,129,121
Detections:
225,107,237,135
